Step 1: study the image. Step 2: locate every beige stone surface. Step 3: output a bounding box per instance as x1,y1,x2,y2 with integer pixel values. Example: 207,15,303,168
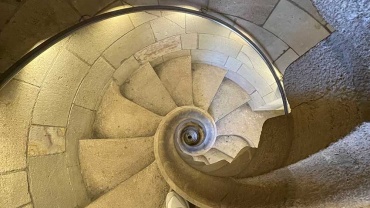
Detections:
129,11,158,27
120,63,177,116
213,135,250,158
192,64,227,110
216,104,283,147
186,14,230,37
291,0,326,24
191,50,228,67
150,56,164,67
162,50,190,62
71,0,117,16
181,33,198,50
236,50,254,70
163,12,185,28
28,125,66,156
67,165,91,207
0,80,39,172
103,23,155,68
224,57,242,72
79,137,155,197
199,34,242,58
21,203,33,208
74,57,115,110
150,17,185,41
113,56,140,85
0,171,31,208
87,162,168,208
28,154,76,208
15,38,67,86
134,36,181,64
248,91,266,110
263,0,329,55
204,148,233,164
275,48,299,75
94,83,162,138
155,56,193,106
32,49,90,127
208,78,250,121
237,64,273,97
225,71,256,94
0,2,18,30
68,15,134,64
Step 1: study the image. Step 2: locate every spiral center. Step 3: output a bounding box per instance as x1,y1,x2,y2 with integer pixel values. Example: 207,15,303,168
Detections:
180,123,204,146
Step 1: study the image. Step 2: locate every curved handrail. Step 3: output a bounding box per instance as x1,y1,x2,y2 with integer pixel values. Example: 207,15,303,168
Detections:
0,5,288,114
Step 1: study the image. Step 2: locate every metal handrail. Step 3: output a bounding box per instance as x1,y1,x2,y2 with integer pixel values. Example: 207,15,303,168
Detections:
0,5,288,114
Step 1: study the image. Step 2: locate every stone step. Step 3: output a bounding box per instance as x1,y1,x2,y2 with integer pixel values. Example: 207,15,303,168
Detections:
154,56,193,106
192,63,227,110
213,135,250,158
94,83,162,138
120,63,177,116
86,162,168,208
208,78,251,122
203,148,233,164
79,137,154,198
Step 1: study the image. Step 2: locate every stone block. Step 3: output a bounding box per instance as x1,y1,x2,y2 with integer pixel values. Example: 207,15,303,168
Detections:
181,33,198,50
263,0,329,55
224,57,242,72
113,56,140,85
129,11,158,27
67,165,91,207
0,2,19,29
150,56,164,67
163,12,185,28
0,80,39,172
0,171,31,208
237,64,272,97
159,0,207,10
191,50,228,67
274,48,299,75
291,0,326,24
28,125,66,156
134,36,182,64
150,17,185,41
248,91,266,110
225,71,256,94
67,15,134,65
199,34,242,58
74,58,115,110
208,0,279,25
71,0,116,16
162,50,190,62
186,14,230,37
32,49,90,127
103,23,155,68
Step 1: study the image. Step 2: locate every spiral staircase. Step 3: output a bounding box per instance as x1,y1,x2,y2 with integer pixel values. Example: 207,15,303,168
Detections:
0,1,369,208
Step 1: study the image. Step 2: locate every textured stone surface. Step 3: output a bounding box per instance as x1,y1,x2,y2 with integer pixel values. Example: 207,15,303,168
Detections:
150,17,185,40
191,49,228,67
94,83,162,138
186,14,230,37
68,15,134,65
274,48,299,75
198,34,242,58
209,78,250,121
32,49,90,127
163,12,185,28
74,57,115,110
0,1,19,30
162,49,190,62
263,0,329,55
29,154,76,208
120,63,177,116
71,0,117,16
204,148,233,164
291,0,326,24
129,11,158,27
213,135,250,158
224,57,242,72
134,36,181,64
87,162,168,208
192,64,227,110
216,104,283,147
79,137,154,197
0,80,39,172
233,19,289,61
28,125,66,156
113,56,140,85
103,23,155,68
209,0,279,25
155,56,192,106
225,71,256,94
181,33,197,50
237,64,272,97
0,171,31,208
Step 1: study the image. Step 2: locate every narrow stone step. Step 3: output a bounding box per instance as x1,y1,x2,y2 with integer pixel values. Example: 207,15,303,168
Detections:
87,162,168,208
213,135,250,158
79,137,154,198
192,63,227,110
94,83,162,138
120,63,177,116
216,103,284,148
192,155,210,165
203,148,233,164
154,56,193,106
208,78,251,122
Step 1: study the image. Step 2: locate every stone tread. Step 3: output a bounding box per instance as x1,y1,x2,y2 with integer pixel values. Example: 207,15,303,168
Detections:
94,82,162,138
154,56,193,106
213,135,250,158
192,63,227,110
203,148,233,164
120,63,177,116
208,78,251,122
87,162,168,208
79,137,155,198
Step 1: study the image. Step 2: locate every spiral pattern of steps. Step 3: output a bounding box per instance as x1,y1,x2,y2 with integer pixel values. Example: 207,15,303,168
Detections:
79,55,283,206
